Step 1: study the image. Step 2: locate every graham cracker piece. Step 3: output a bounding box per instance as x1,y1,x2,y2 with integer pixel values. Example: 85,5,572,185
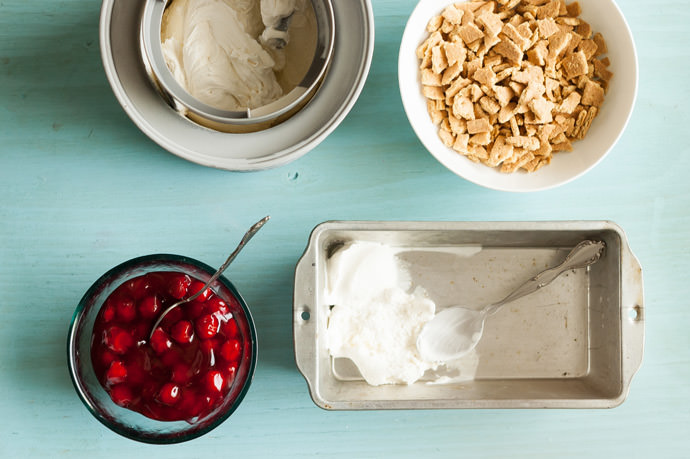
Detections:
442,4,465,24
537,18,560,38
421,68,443,86
449,114,467,134
488,135,515,167
442,62,463,85
431,45,448,74
417,31,442,60
499,102,517,123
452,133,471,153
529,96,555,123
444,41,468,67
561,50,588,79
438,128,455,147
578,39,598,60
467,117,492,133
446,77,472,98
576,21,592,39
473,67,497,87
593,59,614,83
556,91,581,113
512,65,545,85
422,85,445,100
527,40,549,66
506,135,540,150
581,80,604,106
479,95,501,114
536,0,560,19
566,1,582,17
476,11,504,37
592,32,608,56
453,96,476,120
494,38,524,64
502,23,531,50
547,30,572,63
427,15,443,33
459,22,485,45
470,131,492,145
494,85,514,107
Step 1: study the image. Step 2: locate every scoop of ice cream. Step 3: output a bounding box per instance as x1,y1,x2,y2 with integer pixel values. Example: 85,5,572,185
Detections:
161,0,286,111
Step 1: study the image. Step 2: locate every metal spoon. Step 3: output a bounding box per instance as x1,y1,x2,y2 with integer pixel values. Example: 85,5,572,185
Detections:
149,216,270,339
260,0,297,50
416,240,605,362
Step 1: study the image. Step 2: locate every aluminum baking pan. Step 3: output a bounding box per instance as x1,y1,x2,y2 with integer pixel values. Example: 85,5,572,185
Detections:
294,221,644,409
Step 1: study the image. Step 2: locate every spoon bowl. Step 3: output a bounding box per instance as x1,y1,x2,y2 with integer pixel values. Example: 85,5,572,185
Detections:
417,240,606,362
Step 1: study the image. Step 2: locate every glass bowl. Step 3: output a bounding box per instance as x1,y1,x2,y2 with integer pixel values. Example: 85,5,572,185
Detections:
67,254,257,443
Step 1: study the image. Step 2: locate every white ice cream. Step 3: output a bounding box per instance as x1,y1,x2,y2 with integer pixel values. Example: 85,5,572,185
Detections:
160,0,314,111
325,242,439,386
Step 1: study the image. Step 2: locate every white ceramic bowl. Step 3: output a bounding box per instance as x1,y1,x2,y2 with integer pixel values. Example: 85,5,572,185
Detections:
399,0,638,192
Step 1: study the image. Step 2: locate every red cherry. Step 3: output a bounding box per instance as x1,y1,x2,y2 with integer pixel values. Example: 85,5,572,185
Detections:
150,327,172,354
168,274,191,299
102,303,116,323
103,326,133,354
195,314,219,340
158,383,181,406
109,384,134,407
128,276,155,299
203,371,225,394
171,363,192,384
138,295,160,319
219,339,241,362
171,320,194,344
116,298,136,322
100,350,117,367
189,281,211,302
105,361,128,386
207,297,227,314
224,318,239,337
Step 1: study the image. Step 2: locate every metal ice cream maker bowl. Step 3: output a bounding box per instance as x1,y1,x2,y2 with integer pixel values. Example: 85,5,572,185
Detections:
139,0,335,133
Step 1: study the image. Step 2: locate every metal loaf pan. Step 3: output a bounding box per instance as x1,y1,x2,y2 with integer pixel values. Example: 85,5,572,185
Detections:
293,221,644,409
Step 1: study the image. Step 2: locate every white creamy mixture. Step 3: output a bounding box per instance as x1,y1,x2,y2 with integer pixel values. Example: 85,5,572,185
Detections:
326,242,439,386
160,0,314,111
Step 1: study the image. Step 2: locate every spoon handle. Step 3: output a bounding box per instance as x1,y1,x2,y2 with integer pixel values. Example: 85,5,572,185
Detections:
149,216,270,336
484,240,605,316
185,216,270,304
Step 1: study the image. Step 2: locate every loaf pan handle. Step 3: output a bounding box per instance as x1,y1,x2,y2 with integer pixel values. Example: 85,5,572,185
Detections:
293,236,320,405
620,240,644,394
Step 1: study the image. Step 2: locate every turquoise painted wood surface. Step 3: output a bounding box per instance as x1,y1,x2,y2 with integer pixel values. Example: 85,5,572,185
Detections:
1,0,689,457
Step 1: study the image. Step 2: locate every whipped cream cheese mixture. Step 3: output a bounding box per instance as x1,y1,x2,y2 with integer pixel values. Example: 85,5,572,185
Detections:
325,242,439,386
160,0,315,111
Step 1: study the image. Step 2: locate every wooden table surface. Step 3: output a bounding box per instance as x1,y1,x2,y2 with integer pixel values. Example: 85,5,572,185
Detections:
1,0,688,457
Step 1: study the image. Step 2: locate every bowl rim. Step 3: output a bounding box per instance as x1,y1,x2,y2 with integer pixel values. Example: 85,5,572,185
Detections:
66,253,258,444
139,0,336,126
398,0,639,192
